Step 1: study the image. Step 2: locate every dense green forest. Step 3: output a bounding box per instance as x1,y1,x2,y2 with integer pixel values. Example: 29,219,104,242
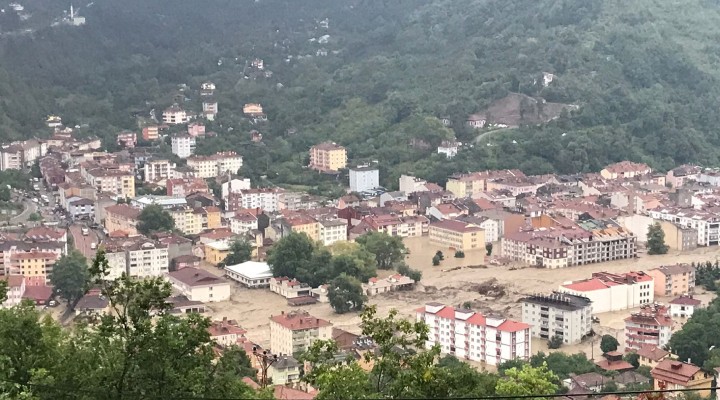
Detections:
2,0,720,188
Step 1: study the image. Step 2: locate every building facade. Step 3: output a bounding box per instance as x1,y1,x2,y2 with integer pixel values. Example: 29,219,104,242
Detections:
559,271,654,313
166,267,231,302
417,303,530,366
428,219,485,252
309,142,347,172
349,166,380,192
646,264,696,297
624,304,672,351
269,311,333,355
171,135,196,158
521,292,592,345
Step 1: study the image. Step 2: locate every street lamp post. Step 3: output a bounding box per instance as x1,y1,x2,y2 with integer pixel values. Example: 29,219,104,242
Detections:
252,346,279,388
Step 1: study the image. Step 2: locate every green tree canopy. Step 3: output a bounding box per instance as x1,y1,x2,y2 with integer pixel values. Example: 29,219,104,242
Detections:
49,250,90,308
327,274,366,314
495,363,558,400
219,239,253,268
137,204,175,235
356,232,406,270
600,335,620,354
647,223,669,255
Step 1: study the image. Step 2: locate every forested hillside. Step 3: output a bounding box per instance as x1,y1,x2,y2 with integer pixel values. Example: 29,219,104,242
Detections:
2,0,720,187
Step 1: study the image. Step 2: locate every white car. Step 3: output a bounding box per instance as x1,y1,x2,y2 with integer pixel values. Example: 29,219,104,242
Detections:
81,227,89,236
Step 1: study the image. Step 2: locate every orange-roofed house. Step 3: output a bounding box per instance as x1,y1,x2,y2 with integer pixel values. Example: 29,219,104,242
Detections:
104,204,141,236
416,302,530,366
208,317,247,347
269,311,333,355
600,161,652,180
651,360,713,398
428,219,485,251
634,344,670,369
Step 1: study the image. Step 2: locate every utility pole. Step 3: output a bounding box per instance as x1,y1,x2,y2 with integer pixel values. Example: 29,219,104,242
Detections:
252,346,278,388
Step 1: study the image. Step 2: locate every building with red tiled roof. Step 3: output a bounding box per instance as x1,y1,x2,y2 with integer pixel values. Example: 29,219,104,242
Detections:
601,161,652,180
595,351,634,372
669,294,703,318
633,344,670,368
104,204,141,236
559,271,654,313
416,302,530,366
624,304,672,351
166,267,230,303
269,311,333,355
1,275,25,307
208,317,247,347
651,360,713,397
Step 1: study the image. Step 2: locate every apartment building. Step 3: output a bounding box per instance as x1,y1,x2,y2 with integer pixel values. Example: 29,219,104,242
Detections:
501,219,637,269
349,165,379,192
171,134,196,158
319,218,348,246
104,204,141,235
9,251,59,286
360,214,429,238
0,241,64,278
600,161,652,180
142,125,160,141
417,303,531,366
560,271,654,313
166,267,231,302
166,178,209,198
186,151,243,178
102,235,169,280
0,144,22,171
269,311,333,355
85,168,136,198
669,295,702,318
309,142,347,172
116,131,137,148
651,360,713,398
202,99,218,120
270,277,312,299
163,104,190,125
0,139,47,170
1,275,25,308
428,219,485,252
144,159,175,182
521,292,592,345
229,211,259,235
624,304,672,351
445,169,526,198
646,264,696,297
208,317,247,347
275,215,320,242
228,188,281,212
648,207,720,246
169,206,222,235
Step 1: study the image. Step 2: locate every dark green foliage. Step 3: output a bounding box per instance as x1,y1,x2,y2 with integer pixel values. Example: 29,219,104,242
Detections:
435,251,444,261
454,250,465,258
600,381,618,393
624,352,640,369
218,239,253,268
600,335,620,353
137,205,175,235
548,335,563,349
647,223,669,255
695,261,720,291
328,274,366,314
28,212,41,222
498,351,601,381
49,250,90,308
356,232,406,270
486,243,493,256
396,263,422,282
432,254,441,266
668,295,720,368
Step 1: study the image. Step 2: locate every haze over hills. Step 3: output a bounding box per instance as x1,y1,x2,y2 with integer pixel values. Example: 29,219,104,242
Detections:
1,0,720,187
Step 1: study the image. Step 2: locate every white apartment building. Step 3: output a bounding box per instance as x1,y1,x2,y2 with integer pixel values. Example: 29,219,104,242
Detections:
85,168,135,198
166,267,231,302
648,207,720,246
229,212,259,235
559,271,654,313
0,145,22,171
624,304,673,351
349,165,380,193
399,174,429,194
163,105,190,125
417,303,531,366
230,189,281,213
521,292,592,345
269,311,333,355
186,152,243,178
144,159,175,182
171,135,196,159
318,218,348,246
221,178,252,200
102,236,169,280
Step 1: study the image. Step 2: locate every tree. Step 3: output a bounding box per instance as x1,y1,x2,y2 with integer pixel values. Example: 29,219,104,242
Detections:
355,232,406,270
0,186,10,202
435,250,444,260
495,363,558,399
647,223,669,255
454,250,465,258
600,335,619,354
328,274,366,314
432,254,441,266
49,250,90,308
601,381,618,393
28,212,41,222
486,242,493,256
219,239,253,268
624,352,640,369
267,231,316,282
396,263,422,282
548,335,563,349
137,204,175,235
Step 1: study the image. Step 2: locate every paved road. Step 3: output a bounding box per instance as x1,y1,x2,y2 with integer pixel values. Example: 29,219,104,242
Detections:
10,199,38,223
69,224,98,260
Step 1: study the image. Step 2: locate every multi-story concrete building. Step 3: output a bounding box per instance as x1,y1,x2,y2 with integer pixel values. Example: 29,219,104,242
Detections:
229,211,259,235
142,125,160,142
0,241,64,278
0,275,25,308
417,302,530,366
600,161,652,180
521,292,592,345
166,178,209,198
102,235,169,280
202,99,218,120
9,251,59,286
309,142,347,173
144,159,175,182
186,152,243,178
228,188,281,212
163,104,190,125
318,218,348,246
166,267,231,302
275,215,320,242
359,214,429,238
428,219,485,252
646,264,696,297
84,168,136,198
648,207,720,247
104,204,141,235
0,144,23,171
169,206,222,235
624,304,672,351
501,218,636,269
560,271,654,313
116,131,137,148
349,165,379,192
270,277,313,299
269,311,333,355
445,169,526,198
171,134,196,158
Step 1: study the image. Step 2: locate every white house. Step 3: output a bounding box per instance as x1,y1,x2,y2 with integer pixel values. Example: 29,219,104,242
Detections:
437,141,461,158
166,267,231,302
349,165,380,193
171,134,196,159
669,295,702,318
559,271,654,313
163,105,190,125
67,197,95,219
225,261,273,288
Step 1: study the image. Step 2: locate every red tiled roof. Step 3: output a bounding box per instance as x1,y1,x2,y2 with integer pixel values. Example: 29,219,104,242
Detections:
105,204,141,219
562,278,612,292
670,295,702,306
430,219,483,233
270,311,331,331
273,386,316,400
497,320,531,332
651,360,701,385
1,275,24,287
634,344,670,362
